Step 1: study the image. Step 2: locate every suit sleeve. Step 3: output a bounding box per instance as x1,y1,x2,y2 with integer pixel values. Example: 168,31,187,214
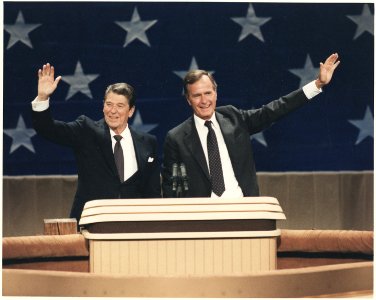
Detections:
239,88,309,134
32,108,85,148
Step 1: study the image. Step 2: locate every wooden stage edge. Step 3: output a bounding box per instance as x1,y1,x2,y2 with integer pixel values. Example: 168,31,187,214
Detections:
3,261,373,298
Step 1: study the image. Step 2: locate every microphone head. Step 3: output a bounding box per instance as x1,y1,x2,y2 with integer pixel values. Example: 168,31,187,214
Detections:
172,163,178,191
180,163,187,177
172,163,178,177
180,163,189,191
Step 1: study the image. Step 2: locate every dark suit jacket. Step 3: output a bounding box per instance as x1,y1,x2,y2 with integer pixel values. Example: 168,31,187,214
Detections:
162,88,309,198
32,108,161,220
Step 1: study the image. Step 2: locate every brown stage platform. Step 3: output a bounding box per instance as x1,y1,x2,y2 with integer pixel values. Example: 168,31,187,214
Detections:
3,229,373,297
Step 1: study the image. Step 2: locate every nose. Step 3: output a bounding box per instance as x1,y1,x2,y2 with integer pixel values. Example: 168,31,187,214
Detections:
200,95,207,103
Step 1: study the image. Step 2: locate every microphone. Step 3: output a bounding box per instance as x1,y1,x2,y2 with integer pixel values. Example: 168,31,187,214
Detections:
180,163,189,191
172,163,178,191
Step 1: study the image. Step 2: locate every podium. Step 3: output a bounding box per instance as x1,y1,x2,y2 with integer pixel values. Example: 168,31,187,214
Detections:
79,197,285,276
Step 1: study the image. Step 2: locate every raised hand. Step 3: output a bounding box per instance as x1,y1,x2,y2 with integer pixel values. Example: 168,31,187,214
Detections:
37,63,62,100
315,53,340,89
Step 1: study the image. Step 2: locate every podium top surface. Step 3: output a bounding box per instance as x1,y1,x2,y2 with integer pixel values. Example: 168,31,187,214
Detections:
79,197,286,226
82,196,280,208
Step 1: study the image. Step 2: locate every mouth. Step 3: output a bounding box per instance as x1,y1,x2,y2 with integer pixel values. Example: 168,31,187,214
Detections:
107,116,119,122
199,104,211,110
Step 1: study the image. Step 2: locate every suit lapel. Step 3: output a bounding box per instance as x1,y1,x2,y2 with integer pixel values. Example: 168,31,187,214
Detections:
96,119,119,176
183,118,210,180
129,128,146,171
97,122,146,179
216,112,237,153
216,111,240,175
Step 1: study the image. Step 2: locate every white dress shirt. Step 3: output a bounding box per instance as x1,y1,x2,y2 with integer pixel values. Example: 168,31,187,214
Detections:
194,114,243,198
110,127,138,181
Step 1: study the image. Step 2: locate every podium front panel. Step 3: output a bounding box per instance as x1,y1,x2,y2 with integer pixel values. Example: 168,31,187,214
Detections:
86,236,277,275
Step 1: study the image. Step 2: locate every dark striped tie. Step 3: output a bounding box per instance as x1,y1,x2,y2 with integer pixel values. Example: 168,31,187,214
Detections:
114,135,124,182
204,121,225,196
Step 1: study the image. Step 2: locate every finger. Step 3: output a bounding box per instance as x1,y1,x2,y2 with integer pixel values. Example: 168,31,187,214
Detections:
46,63,51,75
54,75,62,87
330,53,339,64
327,55,340,68
325,53,338,65
42,64,47,76
42,63,51,76
50,66,55,78
38,69,42,78
332,60,340,69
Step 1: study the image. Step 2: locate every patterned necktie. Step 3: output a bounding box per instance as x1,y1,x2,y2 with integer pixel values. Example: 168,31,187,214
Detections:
204,121,225,196
114,135,124,182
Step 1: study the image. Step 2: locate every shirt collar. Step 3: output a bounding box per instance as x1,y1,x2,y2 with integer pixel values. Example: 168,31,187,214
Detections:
109,125,130,139
193,113,219,129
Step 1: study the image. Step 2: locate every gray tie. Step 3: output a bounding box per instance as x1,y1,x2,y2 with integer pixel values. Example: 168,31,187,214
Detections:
204,121,225,196
114,135,124,182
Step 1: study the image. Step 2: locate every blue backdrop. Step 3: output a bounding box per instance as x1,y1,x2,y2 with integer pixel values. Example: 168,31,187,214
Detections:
3,2,374,175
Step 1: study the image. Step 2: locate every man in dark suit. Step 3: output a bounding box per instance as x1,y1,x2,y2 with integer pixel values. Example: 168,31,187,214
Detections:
162,53,340,198
32,63,161,220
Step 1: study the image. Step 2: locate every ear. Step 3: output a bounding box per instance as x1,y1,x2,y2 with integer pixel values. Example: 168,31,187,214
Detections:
186,96,192,107
129,106,136,118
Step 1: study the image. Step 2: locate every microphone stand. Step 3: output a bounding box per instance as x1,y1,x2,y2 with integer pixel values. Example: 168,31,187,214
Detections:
176,165,183,198
180,163,189,193
171,162,189,198
171,163,178,194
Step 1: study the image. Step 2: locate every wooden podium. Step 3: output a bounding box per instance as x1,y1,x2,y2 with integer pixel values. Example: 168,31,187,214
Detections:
79,197,286,276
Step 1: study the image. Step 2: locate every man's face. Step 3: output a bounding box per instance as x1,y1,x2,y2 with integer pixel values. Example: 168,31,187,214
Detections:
103,92,135,134
186,75,217,120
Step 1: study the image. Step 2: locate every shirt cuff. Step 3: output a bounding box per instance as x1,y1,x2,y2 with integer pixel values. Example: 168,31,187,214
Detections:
302,80,322,100
31,97,50,112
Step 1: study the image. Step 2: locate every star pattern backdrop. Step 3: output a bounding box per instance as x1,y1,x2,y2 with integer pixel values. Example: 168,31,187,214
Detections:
3,2,374,175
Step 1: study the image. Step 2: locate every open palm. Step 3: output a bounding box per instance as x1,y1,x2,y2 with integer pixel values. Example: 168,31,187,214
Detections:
316,53,340,88
37,63,62,100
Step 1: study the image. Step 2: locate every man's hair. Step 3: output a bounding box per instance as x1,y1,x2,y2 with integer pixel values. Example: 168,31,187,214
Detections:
183,70,217,96
104,83,136,108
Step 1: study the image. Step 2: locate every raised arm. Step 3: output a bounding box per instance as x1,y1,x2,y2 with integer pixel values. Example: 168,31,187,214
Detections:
315,53,340,89
37,63,62,100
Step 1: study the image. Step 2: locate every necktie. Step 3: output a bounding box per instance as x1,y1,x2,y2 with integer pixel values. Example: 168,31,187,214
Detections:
114,135,124,182
204,121,225,196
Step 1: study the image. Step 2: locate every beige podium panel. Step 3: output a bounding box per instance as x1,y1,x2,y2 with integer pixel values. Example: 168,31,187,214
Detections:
79,197,285,276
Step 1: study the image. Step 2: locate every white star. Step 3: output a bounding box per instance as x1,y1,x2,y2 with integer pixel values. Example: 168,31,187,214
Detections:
4,11,41,49
173,57,215,94
347,4,374,40
251,131,268,147
115,7,157,47
4,115,36,154
173,57,215,79
348,106,374,145
61,61,99,100
231,4,271,42
131,110,158,133
288,55,319,88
